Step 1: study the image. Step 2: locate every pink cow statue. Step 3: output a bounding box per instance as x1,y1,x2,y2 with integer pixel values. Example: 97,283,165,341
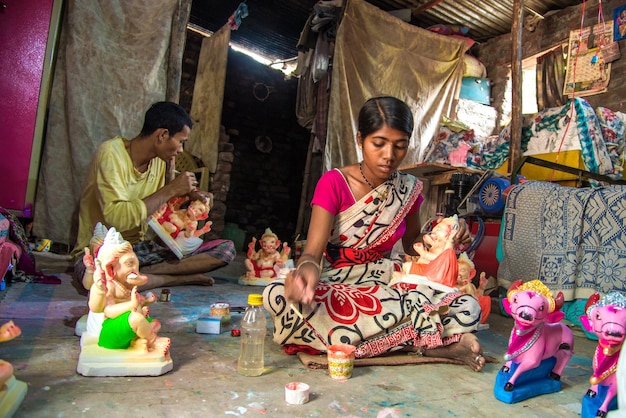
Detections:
580,291,626,418
494,279,575,403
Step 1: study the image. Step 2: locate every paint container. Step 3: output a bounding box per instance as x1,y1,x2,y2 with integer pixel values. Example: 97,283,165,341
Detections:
210,302,230,324
159,289,171,302
326,344,356,381
285,382,310,404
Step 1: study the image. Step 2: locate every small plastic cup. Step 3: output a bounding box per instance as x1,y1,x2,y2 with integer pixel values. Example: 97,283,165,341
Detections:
326,344,356,381
285,382,310,404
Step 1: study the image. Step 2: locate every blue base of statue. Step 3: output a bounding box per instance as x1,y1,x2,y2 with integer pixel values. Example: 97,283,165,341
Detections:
581,384,618,418
494,357,561,404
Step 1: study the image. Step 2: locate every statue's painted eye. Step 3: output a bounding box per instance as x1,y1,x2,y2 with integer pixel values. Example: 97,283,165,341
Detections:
539,305,544,311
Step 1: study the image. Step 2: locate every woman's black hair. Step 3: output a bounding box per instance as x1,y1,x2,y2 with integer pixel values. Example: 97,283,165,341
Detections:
140,101,193,136
357,96,414,139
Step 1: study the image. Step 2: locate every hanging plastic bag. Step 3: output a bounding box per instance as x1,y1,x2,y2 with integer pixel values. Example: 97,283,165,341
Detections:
311,33,330,83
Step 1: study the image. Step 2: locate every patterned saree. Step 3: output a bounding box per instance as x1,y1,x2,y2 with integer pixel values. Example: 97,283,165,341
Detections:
263,172,481,357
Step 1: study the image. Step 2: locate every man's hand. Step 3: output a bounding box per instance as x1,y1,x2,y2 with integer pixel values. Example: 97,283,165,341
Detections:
166,156,176,183
169,171,198,196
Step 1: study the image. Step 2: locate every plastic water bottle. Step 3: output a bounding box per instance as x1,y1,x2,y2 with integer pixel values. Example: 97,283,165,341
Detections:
237,294,267,376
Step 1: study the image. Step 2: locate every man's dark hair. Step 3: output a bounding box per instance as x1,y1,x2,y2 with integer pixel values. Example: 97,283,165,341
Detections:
140,101,193,136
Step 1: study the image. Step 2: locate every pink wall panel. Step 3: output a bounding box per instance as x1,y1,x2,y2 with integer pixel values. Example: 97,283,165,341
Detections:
0,0,54,211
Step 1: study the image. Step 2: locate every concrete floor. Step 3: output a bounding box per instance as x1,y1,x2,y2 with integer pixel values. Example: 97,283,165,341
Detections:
0,252,602,417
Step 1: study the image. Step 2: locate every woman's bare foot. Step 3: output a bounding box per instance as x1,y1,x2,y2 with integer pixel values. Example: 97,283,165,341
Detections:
423,333,485,372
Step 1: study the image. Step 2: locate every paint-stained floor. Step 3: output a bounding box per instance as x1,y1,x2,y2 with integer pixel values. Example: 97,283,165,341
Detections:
1,253,602,417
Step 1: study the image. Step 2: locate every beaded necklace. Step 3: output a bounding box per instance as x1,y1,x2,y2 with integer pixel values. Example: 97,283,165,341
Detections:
504,323,543,361
359,162,393,200
112,279,131,298
359,162,378,190
590,343,621,384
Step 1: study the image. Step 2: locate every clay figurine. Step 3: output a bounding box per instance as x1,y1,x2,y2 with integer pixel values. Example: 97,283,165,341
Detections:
151,196,212,256
456,252,490,324
580,292,626,418
0,320,27,417
405,215,459,289
77,225,173,377
240,228,292,286
494,279,574,403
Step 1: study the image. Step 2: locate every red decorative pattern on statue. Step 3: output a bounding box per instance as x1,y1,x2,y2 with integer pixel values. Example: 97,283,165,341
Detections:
314,282,382,324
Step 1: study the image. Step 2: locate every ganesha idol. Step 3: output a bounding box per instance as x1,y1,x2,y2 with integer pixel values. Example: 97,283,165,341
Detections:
149,196,212,259
580,292,626,418
239,228,293,286
76,225,172,377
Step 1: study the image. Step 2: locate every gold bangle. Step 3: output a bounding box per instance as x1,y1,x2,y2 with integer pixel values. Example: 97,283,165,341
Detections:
296,259,322,273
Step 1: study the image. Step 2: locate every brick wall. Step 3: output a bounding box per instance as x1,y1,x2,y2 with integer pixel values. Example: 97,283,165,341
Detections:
180,31,310,248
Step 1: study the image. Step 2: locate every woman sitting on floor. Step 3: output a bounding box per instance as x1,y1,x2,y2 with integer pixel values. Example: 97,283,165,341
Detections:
263,96,485,371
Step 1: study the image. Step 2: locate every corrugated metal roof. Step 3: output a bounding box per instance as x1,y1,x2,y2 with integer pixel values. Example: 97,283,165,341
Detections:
189,0,584,63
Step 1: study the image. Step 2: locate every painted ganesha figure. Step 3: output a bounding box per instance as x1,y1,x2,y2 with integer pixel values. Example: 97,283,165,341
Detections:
83,225,170,355
244,228,291,280
406,215,459,288
153,196,212,256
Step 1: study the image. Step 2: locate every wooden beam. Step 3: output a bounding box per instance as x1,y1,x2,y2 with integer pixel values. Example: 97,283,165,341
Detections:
509,0,524,172
411,0,446,17
167,0,193,103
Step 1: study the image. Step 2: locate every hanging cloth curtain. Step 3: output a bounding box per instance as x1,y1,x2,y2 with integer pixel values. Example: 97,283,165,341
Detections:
325,0,467,170
536,46,566,111
185,23,231,172
33,0,182,247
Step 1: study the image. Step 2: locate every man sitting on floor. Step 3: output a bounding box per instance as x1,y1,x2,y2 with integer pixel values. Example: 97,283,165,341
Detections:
71,101,235,293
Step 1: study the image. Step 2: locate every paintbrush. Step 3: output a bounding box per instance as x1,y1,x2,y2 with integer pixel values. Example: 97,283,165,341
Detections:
290,303,328,347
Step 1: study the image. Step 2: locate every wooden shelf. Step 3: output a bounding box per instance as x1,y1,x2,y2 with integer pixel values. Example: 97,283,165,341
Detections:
399,163,487,222
399,163,484,185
